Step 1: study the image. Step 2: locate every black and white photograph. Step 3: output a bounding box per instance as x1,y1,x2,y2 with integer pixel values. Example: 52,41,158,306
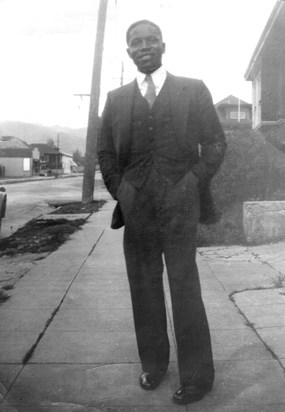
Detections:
0,1,285,411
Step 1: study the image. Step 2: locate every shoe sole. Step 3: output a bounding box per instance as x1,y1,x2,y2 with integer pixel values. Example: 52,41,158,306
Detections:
173,386,212,405
139,372,167,390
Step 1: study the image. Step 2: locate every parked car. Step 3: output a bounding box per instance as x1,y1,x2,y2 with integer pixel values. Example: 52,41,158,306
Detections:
0,187,7,233
39,168,53,176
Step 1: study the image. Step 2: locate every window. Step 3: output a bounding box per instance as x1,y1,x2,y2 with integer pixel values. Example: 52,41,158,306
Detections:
230,111,246,120
23,158,31,171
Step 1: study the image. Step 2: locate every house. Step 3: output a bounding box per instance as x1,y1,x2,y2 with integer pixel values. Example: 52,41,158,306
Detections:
245,0,285,130
215,95,252,129
60,151,78,174
29,143,62,175
29,144,77,175
0,136,33,177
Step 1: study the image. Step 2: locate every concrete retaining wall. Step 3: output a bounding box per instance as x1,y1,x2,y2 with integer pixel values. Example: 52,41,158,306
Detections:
243,201,285,244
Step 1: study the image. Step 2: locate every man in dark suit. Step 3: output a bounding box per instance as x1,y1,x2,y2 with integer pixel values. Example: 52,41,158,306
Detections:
97,20,226,405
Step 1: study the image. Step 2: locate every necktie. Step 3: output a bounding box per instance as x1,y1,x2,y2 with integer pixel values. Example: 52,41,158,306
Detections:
144,74,156,108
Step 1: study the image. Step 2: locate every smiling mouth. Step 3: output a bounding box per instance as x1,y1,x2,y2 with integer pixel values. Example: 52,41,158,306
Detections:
140,55,153,63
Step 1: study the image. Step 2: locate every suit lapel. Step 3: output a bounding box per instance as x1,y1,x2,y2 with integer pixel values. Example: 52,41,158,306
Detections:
167,73,190,139
116,80,137,145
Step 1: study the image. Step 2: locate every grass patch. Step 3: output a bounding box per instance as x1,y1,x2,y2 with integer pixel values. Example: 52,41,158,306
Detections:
0,218,86,256
197,202,245,246
197,129,285,246
0,200,105,257
51,200,106,215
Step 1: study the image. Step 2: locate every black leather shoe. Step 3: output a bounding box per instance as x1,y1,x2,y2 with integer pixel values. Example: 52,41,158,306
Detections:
173,383,212,404
139,370,167,390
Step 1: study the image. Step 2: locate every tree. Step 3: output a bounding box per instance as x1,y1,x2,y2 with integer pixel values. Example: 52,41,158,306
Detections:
46,137,55,147
73,149,85,166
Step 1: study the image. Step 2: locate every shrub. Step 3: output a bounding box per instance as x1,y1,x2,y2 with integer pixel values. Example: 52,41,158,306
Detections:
197,128,285,246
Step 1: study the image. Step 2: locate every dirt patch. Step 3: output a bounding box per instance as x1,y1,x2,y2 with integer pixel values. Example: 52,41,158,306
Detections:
0,200,105,257
0,218,86,256
0,288,10,305
0,200,105,305
51,200,105,215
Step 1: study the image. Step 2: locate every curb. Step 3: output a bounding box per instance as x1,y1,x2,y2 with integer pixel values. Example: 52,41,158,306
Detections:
0,173,83,185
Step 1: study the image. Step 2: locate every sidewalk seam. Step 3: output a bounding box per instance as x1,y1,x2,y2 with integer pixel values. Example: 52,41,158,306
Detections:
199,251,285,376
21,229,105,365
251,249,285,285
229,289,285,377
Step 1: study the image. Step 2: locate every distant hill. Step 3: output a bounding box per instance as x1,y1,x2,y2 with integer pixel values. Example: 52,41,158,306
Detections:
0,121,87,155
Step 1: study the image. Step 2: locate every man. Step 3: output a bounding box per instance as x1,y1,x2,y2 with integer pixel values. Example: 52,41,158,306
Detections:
97,20,226,405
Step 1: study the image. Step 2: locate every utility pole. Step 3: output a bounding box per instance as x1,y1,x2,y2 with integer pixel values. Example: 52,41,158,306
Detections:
82,0,109,203
238,98,241,123
120,61,124,86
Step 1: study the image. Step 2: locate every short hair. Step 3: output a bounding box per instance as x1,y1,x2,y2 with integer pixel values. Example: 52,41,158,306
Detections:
126,20,163,45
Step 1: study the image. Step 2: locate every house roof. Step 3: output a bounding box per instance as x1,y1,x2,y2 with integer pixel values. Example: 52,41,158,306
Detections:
29,144,72,158
69,159,78,167
60,151,73,158
245,0,285,80
0,136,32,158
215,95,251,108
0,148,32,158
29,143,60,155
0,135,30,149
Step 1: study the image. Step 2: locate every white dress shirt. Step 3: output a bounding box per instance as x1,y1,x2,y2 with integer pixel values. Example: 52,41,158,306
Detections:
136,66,167,97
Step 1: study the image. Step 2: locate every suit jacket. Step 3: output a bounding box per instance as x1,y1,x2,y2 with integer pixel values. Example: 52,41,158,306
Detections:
97,73,226,228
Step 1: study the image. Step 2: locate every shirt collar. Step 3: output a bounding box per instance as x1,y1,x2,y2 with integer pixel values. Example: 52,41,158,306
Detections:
136,65,167,89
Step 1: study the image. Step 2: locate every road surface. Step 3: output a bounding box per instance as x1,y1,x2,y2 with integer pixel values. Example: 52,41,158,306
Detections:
0,175,105,239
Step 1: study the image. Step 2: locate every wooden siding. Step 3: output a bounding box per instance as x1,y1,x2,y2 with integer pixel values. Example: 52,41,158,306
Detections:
0,158,32,177
279,55,285,119
261,56,280,122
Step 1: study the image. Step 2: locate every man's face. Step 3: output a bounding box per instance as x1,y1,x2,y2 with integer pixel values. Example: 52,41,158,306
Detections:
127,23,165,74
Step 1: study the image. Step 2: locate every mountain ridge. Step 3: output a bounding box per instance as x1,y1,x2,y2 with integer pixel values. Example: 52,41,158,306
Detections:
0,121,87,154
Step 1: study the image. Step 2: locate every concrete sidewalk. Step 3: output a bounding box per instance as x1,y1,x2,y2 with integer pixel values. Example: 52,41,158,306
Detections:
0,190,285,411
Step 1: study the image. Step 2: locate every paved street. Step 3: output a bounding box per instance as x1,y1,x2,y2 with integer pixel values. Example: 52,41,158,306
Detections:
0,181,285,411
0,174,103,239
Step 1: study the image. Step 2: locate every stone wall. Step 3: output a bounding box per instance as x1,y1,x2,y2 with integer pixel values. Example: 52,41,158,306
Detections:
243,201,285,244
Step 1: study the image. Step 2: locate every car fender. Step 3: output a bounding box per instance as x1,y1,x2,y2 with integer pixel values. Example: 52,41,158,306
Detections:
0,188,7,218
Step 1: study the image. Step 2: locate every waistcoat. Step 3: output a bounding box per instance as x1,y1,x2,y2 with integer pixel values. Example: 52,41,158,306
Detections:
124,79,192,188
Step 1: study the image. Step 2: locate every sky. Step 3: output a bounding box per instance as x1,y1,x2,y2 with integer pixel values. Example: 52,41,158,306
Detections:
0,0,278,129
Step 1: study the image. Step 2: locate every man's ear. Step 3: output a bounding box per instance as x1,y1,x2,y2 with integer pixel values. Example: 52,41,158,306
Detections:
126,48,131,58
162,42,166,54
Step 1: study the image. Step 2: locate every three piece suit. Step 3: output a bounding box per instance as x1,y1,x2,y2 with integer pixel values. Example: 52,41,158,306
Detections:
97,72,226,386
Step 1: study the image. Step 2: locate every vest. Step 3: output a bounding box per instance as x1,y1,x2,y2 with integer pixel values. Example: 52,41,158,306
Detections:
124,79,192,188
